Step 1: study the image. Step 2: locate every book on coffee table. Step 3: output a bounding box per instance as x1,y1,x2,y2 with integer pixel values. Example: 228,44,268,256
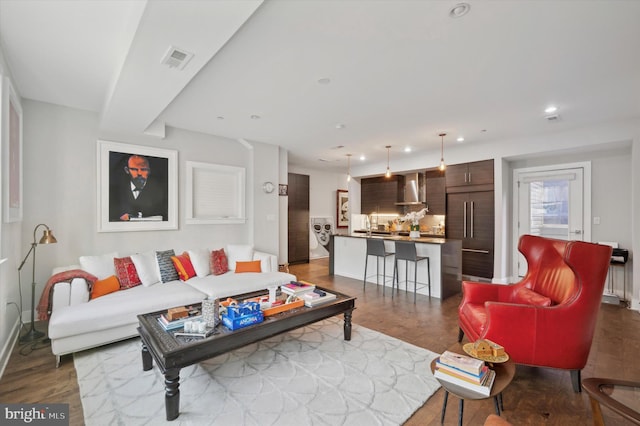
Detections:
303,289,337,307
281,281,316,296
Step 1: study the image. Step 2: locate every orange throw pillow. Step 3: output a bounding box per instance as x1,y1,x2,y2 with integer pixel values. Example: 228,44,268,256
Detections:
235,260,262,273
90,275,120,300
171,252,197,281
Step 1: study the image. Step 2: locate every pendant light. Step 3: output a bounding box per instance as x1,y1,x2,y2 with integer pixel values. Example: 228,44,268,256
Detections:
346,154,352,182
438,133,447,171
385,145,392,178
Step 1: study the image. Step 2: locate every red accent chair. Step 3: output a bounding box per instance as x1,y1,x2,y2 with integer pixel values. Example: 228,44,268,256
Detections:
458,235,612,392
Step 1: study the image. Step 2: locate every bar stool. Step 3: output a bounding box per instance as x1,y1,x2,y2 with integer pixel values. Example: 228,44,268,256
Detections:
393,240,430,302
363,238,394,294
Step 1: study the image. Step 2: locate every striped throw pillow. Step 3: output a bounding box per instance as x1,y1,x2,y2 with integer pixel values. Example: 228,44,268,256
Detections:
156,249,179,283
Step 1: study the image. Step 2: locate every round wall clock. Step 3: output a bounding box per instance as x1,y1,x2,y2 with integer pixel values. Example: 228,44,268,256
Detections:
262,181,275,193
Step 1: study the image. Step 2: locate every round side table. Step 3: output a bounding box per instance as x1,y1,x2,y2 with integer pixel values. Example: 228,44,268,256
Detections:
430,345,515,425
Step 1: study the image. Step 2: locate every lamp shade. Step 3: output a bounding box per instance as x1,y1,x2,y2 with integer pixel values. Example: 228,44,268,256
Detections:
39,228,57,244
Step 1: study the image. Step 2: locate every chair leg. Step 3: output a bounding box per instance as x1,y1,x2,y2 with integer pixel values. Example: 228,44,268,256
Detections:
457,328,464,343
414,260,418,303
570,369,582,393
376,256,380,286
426,257,431,297
382,257,386,296
363,254,368,289
392,260,397,298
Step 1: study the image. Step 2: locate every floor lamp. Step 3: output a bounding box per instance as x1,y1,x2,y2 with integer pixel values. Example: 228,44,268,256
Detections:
18,223,58,343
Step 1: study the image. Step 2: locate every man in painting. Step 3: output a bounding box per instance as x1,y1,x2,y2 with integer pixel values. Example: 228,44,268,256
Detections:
109,154,167,221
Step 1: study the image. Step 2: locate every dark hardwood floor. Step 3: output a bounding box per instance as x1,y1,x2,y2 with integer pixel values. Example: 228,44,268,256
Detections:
1,258,638,425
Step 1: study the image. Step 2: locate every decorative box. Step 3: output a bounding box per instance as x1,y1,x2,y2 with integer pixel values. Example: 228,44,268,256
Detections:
222,301,264,330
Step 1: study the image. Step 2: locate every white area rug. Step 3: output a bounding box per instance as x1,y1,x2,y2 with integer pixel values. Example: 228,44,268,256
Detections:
74,317,440,425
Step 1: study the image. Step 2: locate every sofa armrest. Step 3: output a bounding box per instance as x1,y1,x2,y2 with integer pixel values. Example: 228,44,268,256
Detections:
253,251,278,273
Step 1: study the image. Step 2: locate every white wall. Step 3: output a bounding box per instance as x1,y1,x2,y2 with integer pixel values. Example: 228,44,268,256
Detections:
288,166,347,258
0,46,24,377
0,100,284,360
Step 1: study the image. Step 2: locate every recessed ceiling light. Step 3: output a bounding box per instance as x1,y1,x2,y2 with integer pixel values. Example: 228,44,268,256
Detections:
250,115,261,120
318,77,331,85
404,147,412,153
544,106,558,114
335,123,346,129
449,3,470,18
481,129,487,133
332,145,345,149
216,116,224,120
359,155,366,161
457,137,465,142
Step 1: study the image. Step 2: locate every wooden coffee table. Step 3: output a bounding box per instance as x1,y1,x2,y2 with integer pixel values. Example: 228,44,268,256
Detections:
137,286,356,421
430,343,515,426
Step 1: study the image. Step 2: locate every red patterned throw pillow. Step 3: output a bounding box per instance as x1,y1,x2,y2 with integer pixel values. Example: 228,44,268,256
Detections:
171,252,197,281
113,256,142,289
210,249,229,276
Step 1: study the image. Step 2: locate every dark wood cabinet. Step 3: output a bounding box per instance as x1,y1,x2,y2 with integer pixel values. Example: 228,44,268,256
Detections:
425,169,445,215
287,173,309,265
447,191,494,278
445,159,494,190
360,175,405,215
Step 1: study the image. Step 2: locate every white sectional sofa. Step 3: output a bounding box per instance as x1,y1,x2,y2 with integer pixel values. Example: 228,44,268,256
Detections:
46,245,296,365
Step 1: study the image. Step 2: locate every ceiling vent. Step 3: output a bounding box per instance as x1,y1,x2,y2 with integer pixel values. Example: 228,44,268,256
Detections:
161,46,193,70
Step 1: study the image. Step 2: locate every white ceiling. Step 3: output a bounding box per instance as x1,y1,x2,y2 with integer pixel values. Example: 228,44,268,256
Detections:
1,0,639,172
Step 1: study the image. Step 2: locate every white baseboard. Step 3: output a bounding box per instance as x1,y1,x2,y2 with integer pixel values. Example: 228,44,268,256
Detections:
0,318,20,380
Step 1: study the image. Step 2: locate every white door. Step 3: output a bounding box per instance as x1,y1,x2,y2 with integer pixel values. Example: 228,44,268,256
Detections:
514,164,589,277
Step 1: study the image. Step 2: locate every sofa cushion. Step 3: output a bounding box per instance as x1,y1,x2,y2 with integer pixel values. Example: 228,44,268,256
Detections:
188,248,211,277
156,249,179,283
185,271,297,299
90,275,120,300
210,249,229,275
512,287,552,307
79,252,118,280
171,252,196,281
226,244,253,271
49,281,206,339
130,251,161,287
253,251,273,273
113,256,142,289
235,260,262,273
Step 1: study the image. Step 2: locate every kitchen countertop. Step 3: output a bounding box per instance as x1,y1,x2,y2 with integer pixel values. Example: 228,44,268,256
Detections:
338,233,450,244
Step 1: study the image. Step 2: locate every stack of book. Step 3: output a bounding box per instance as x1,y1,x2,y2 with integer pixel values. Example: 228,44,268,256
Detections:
434,350,496,396
301,289,337,307
157,313,202,331
281,281,316,296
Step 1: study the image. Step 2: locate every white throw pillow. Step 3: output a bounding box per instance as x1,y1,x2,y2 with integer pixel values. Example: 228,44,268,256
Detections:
188,248,211,278
79,252,118,280
226,244,254,271
253,251,272,273
130,251,161,287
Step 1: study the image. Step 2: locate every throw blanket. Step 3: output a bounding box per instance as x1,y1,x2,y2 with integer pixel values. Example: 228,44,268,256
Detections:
37,269,98,321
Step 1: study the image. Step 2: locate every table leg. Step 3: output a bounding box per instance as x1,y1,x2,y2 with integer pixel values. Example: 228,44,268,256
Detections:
499,392,504,411
343,310,353,341
458,399,464,426
588,396,606,426
493,395,501,415
165,368,180,421
141,342,152,371
440,390,448,424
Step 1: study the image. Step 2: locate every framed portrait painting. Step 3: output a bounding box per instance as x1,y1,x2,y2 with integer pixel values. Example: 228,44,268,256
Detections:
2,77,23,223
97,140,177,232
337,189,349,228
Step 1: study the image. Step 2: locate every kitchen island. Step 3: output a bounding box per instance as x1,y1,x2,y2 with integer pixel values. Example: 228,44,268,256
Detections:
330,234,462,299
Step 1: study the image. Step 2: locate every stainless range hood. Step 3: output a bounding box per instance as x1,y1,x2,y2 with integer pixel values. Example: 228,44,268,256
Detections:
395,172,426,205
